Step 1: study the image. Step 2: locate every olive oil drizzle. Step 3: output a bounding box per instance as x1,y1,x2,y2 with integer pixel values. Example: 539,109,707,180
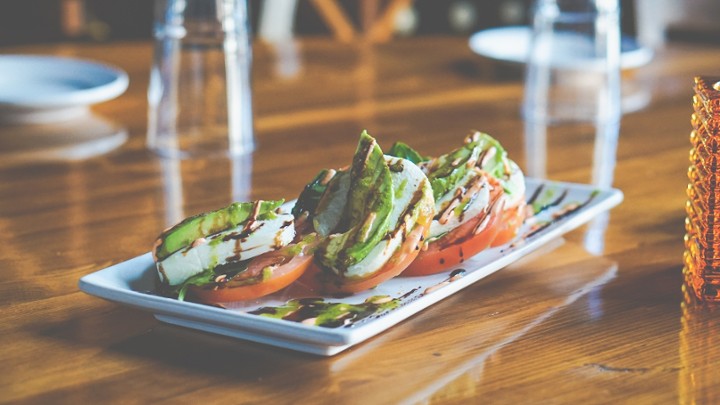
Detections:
249,296,402,328
247,269,467,328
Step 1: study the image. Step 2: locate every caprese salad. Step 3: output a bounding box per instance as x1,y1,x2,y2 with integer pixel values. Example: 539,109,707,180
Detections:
151,130,527,303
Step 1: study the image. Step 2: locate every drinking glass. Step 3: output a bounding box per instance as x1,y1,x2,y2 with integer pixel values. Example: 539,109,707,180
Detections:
147,0,254,158
522,0,621,254
521,0,621,184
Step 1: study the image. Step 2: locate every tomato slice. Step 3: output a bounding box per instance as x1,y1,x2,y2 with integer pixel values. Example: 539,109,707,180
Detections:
403,175,525,276
188,246,313,304
490,201,527,247
402,200,505,276
299,219,430,294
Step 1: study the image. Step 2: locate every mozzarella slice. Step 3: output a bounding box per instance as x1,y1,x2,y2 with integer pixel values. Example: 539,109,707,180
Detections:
343,156,433,279
502,159,526,209
313,170,350,237
157,213,295,286
428,169,491,240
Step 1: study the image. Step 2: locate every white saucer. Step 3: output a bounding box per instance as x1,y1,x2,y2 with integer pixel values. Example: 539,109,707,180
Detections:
0,55,128,123
469,26,653,70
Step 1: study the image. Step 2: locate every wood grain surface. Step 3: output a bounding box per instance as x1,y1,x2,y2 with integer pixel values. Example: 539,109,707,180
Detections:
1,37,720,404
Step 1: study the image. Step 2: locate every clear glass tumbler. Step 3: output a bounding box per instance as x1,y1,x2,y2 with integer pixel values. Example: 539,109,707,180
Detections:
147,0,254,158
521,0,621,255
521,0,621,185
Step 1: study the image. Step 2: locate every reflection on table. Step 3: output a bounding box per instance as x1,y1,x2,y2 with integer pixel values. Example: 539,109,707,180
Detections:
159,156,253,227
0,114,127,165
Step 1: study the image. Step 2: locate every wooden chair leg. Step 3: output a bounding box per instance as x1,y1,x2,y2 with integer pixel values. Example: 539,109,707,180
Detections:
60,0,86,38
310,0,357,42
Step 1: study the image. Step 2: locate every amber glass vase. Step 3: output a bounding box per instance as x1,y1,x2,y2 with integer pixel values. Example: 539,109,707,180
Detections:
684,76,720,302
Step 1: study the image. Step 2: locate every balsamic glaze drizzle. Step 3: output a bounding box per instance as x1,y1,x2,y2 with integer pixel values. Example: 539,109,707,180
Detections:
151,184,603,333
524,189,599,239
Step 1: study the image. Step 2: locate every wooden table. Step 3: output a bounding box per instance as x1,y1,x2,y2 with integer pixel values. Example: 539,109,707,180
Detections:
2,37,719,403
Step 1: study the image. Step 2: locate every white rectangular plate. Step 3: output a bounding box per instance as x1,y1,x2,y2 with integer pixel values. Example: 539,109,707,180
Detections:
79,178,622,356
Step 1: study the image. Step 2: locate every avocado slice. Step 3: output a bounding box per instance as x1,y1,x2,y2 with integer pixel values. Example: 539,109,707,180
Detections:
387,141,429,164
425,132,510,201
471,132,509,183
425,140,481,201
317,131,394,271
153,200,284,261
292,169,334,219
343,155,434,279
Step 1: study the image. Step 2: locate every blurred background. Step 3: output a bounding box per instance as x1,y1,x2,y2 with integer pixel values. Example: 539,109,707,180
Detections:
4,0,717,47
